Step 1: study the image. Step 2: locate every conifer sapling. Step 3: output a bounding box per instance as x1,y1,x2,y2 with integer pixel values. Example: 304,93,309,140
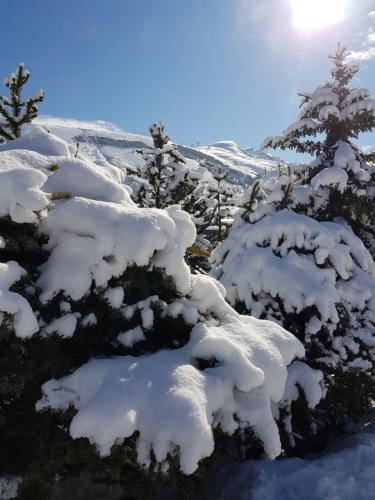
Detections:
0,63,44,142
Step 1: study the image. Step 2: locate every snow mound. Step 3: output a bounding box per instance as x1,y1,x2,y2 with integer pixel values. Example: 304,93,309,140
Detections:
220,428,375,500
41,156,130,204
0,152,49,223
0,128,130,205
0,125,71,157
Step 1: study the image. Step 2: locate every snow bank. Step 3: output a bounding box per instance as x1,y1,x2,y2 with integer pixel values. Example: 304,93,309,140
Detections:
218,428,375,500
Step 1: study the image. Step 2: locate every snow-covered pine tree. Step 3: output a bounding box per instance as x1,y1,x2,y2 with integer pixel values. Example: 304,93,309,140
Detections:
262,44,375,251
212,46,375,452
190,167,238,243
0,64,44,142
131,122,239,271
135,121,200,209
0,127,322,499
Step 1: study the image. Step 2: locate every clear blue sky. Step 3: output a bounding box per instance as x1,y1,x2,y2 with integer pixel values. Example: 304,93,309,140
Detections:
1,0,375,158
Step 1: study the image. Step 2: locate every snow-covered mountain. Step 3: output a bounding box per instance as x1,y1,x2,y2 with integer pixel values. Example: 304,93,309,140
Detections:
198,141,280,183
32,116,280,186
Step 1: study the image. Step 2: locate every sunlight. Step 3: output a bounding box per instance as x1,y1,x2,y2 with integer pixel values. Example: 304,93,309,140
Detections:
289,0,348,31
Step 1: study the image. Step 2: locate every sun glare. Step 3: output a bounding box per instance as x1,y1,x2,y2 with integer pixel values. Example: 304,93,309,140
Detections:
289,0,348,31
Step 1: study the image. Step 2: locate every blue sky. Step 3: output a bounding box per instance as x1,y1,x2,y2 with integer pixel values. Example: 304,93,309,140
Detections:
2,0,375,159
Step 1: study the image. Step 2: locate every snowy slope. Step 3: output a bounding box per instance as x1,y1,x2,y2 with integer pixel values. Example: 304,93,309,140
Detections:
207,424,375,500
198,141,280,184
32,117,279,186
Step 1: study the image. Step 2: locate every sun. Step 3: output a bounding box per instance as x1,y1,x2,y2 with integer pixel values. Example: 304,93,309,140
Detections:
289,0,348,31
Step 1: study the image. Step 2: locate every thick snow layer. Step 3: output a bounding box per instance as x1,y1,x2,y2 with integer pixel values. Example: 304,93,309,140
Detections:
42,156,130,204
212,427,375,500
283,118,319,136
44,313,78,338
0,152,49,223
342,98,375,120
0,130,130,205
37,197,195,303
282,361,324,411
104,287,124,309
311,165,348,193
0,126,71,157
117,325,145,347
37,275,305,474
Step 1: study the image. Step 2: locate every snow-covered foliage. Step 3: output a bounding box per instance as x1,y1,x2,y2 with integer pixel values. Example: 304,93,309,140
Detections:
37,281,306,474
212,209,375,372
0,126,316,489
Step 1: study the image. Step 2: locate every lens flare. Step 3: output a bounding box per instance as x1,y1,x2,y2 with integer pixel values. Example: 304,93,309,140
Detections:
289,0,348,31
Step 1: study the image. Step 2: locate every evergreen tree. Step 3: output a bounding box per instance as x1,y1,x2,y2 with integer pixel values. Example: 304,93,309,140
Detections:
262,44,375,249
0,64,44,142
212,46,375,451
190,167,238,244
135,121,200,209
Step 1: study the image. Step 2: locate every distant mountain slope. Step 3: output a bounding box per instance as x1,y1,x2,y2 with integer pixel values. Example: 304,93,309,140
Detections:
33,116,279,186
198,141,280,184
